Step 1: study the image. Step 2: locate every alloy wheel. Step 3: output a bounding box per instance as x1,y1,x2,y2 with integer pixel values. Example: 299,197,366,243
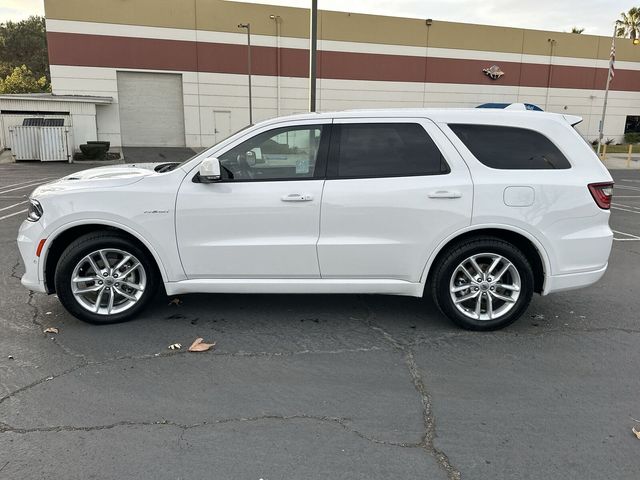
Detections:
449,252,521,321
70,248,147,315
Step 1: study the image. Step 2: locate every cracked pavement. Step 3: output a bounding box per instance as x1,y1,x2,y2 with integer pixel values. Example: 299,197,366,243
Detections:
1,162,639,479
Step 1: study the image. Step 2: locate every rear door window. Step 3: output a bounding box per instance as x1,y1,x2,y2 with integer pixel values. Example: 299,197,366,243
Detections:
331,123,450,178
449,124,571,169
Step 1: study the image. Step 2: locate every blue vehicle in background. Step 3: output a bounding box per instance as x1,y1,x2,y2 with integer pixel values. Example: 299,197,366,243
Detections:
477,102,544,111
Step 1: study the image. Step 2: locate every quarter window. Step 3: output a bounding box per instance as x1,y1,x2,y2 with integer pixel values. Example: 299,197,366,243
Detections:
449,124,571,169
218,125,324,180
334,123,450,178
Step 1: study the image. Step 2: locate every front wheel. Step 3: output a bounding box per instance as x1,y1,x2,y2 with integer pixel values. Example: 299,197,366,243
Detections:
54,232,159,324
431,237,534,331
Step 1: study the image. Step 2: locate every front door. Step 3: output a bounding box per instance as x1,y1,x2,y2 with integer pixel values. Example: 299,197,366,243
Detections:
318,118,473,282
176,121,330,279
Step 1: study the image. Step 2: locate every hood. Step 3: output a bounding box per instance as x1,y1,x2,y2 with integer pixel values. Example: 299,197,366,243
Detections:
63,163,161,181
31,163,165,197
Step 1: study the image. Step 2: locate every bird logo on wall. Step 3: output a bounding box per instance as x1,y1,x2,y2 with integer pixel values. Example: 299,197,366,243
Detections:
483,65,505,80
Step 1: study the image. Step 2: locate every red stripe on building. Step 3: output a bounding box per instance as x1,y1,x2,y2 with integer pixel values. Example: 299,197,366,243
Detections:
47,32,640,91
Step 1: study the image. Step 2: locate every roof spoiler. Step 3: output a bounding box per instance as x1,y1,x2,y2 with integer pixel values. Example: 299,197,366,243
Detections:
563,114,583,126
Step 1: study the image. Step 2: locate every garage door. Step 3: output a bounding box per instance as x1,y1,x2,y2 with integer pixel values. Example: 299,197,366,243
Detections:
117,71,185,147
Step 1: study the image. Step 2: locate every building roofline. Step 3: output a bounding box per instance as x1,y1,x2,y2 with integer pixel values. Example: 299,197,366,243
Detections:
0,93,113,104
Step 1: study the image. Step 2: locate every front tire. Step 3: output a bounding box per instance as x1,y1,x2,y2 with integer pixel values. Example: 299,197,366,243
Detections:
431,237,534,331
54,232,158,324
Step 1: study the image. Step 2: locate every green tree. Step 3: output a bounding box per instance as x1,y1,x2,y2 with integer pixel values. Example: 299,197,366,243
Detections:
570,27,585,34
616,7,640,40
0,16,49,89
0,65,49,94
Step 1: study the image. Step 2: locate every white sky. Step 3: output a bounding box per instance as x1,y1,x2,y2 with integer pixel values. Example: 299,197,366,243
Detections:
0,0,635,36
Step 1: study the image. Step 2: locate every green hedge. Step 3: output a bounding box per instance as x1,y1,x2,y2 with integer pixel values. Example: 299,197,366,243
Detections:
624,132,640,144
79,143,108,160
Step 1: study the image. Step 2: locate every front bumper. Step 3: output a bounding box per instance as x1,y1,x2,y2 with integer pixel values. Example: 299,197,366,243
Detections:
17,219,46,293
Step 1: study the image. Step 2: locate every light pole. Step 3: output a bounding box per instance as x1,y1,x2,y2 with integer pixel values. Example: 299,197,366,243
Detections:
309,0,318,112
270,15,282,116
238,23,253,125
545,38,556,111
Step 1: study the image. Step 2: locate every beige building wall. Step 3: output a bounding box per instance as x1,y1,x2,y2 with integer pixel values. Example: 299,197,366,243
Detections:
44,0,640,148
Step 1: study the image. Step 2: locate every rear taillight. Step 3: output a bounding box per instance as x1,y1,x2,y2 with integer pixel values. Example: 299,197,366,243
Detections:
588,182,614,210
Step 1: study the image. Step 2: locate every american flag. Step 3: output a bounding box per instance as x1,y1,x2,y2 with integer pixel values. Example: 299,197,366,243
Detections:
609,37,616,80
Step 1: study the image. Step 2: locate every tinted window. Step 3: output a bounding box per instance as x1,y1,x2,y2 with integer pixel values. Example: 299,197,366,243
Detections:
335,123,449,178
218,125,323,181
449,124,571,169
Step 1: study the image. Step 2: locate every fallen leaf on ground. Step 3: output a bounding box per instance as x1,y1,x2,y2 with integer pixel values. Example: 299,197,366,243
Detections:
168,298,183,306
633,427,640,440
43,327,59,334
188,337,216,352
168,343,182,350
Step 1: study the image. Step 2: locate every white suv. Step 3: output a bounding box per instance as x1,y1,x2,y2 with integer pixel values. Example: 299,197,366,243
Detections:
17,108,614,330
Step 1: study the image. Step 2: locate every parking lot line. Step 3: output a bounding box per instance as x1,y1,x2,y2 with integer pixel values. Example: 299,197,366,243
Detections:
611,206,640,215
0,177,55,190
613,230,640,241
0,181,53,196
0,201,28,212
0,209,27,222
615,185,640,192
612,202,640,210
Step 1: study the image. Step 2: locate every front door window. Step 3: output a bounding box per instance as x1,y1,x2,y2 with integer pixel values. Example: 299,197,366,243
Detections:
217,125,324,181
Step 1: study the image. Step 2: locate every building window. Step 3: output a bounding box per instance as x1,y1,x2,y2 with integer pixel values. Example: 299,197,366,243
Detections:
624,116,640,134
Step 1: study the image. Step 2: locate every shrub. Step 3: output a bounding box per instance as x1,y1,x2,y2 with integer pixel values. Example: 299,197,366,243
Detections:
86,140,110,150
604,138,614,145
624,132,640,144
79,143,108,160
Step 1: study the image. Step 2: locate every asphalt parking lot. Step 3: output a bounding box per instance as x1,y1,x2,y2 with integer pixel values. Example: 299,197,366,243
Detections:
1,161,639,479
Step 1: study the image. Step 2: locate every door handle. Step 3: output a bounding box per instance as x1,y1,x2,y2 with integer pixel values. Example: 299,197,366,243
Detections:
281,193,313,202
428,190,462,199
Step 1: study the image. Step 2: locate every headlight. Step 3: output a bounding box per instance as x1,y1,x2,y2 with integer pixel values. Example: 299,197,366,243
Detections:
27,199,43,222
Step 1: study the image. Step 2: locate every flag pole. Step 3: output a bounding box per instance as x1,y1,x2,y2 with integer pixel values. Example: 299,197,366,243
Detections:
597,24,617,156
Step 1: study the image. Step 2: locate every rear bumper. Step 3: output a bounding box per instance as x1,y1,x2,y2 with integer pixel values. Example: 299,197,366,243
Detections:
543,263,607,295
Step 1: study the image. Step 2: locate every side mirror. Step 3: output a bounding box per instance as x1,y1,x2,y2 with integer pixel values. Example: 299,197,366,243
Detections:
198,157,221,183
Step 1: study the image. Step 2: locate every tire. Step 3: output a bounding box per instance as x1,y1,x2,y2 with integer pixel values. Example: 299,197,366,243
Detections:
54,232,159,324
430,236,534,331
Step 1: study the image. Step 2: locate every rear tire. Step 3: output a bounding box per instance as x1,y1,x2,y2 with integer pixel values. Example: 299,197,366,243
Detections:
54,232,158,324
430,237,534,331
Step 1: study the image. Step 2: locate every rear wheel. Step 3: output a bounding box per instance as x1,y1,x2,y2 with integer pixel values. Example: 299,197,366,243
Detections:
431,237,534,330
54,232,158,324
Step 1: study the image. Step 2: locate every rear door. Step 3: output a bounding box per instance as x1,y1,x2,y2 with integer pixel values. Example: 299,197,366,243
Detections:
317,118,473,282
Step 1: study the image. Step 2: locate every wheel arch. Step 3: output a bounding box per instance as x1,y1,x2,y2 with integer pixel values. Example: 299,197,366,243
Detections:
43,221,168,294
421,225,550,295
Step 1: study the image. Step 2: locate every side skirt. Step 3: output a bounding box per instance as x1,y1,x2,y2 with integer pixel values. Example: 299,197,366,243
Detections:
164,278,424,297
